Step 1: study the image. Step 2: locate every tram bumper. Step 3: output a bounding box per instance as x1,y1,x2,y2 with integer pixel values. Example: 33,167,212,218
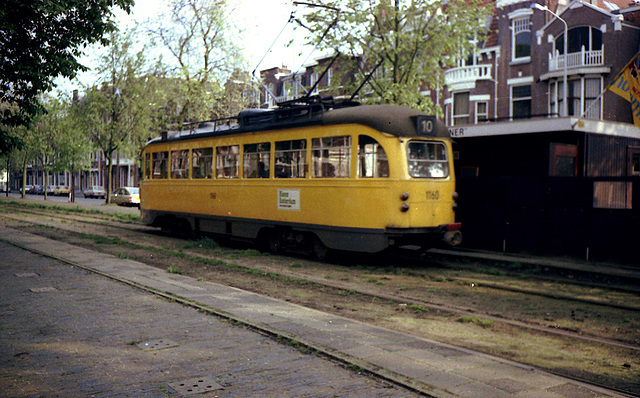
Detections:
386,223,462,250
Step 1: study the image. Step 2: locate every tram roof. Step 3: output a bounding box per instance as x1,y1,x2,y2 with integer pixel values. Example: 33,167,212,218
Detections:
147,101,449,146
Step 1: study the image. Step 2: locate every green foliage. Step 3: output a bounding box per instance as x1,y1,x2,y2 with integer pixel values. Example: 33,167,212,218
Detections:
457,315,494,328
77,29,156,202
167,266,184,274
145,0,243,126
408,304,429,313
0,0,133,130
302,0,491,114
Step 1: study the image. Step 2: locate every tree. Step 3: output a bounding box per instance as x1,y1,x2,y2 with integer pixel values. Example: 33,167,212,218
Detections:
0,0,134,137
302,0,491,114
0,125,23,196
53,95,93,202
28,97,61,201
146,0,242,127
80,30,155,204
223,70,259,116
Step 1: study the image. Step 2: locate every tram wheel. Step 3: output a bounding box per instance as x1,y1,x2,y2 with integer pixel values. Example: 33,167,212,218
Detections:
312,236,330,261
267,231,284,254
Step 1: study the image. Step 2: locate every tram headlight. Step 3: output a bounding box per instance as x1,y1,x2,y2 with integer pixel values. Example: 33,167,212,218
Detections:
401,203,410,212
400,192,409,201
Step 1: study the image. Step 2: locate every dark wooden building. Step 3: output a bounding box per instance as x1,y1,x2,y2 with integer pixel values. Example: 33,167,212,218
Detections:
453,118,640,264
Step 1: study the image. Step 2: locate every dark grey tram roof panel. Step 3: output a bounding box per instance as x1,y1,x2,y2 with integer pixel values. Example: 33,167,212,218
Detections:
149,102,448,145
321,105,449,139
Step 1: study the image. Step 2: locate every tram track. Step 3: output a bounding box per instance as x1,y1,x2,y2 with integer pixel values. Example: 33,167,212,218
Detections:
1,206,638,350
6,203,640,301
1,202,639,393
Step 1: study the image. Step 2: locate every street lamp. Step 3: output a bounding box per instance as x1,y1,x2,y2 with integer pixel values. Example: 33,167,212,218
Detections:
532,3,568,117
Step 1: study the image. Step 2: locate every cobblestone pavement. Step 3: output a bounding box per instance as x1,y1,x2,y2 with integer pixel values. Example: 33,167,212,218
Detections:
0,241,418,397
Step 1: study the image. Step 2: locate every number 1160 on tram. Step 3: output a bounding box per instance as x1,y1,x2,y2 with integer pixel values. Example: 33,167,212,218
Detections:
140,102,461,258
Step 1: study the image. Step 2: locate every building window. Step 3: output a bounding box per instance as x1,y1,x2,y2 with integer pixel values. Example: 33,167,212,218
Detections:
628,147,640,176
511,85,531,119
550,77,601,118
593,181,632,209
309,72,319,94
550,143,577,177
511,16,531,62
453,92,470,125
555,26,602,55
475,101,488,123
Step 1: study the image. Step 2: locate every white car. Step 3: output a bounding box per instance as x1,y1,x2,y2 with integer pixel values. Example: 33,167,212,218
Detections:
111,187,140,207
84,186,107,199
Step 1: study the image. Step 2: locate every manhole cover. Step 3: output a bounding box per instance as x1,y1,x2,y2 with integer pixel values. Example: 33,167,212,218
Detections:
168,377,223,395
15,273,38,277
136,339,179,351
29,287,57,293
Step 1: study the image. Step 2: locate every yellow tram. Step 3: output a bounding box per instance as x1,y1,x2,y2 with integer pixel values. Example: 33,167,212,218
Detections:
140,100,461,257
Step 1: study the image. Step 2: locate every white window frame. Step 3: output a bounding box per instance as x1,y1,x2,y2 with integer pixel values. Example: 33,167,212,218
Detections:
509,9,532,64
549,76,602,119
510,84,532,120
475,101,489,123
452,92,470,126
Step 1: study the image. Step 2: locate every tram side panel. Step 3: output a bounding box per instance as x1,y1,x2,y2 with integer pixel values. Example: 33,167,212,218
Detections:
140,126,458,253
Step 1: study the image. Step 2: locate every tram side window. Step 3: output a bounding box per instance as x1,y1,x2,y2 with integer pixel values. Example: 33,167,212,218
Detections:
152,151,169,179
192,148,213,179
144,153,151,179
358,135,389,178
244,142,271,178
312,136,351,178
171,149,189,179
407,141,449,178
275,139,306,178
216,145,239,178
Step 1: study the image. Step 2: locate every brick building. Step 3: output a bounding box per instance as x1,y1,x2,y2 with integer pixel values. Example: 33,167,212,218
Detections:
260,0,640,262
444,0,640,263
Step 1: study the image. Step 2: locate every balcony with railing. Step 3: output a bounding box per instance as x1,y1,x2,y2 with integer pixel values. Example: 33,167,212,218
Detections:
548,46,604,72
444,64,493,90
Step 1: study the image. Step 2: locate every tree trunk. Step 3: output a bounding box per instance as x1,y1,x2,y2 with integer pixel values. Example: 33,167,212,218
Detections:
21,159,27,198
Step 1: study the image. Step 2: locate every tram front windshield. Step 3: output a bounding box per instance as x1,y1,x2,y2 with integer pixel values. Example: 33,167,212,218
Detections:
407,141,449,178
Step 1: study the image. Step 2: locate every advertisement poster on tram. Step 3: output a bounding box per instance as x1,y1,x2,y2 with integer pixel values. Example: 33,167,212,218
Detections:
278,189,300,211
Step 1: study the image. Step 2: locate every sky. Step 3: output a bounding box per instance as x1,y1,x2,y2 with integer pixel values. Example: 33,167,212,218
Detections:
56,0,316,93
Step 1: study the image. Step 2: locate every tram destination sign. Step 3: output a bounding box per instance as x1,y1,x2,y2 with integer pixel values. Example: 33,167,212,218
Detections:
415,115,438,137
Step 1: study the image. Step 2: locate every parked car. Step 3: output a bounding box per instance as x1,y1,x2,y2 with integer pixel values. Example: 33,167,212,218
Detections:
111,187,140,207
36,185,55,195
84,186,107,199
53,185,71,196
29,185,43,194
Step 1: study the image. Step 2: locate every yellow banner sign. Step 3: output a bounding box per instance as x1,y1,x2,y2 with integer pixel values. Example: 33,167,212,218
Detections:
609,54,640,127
